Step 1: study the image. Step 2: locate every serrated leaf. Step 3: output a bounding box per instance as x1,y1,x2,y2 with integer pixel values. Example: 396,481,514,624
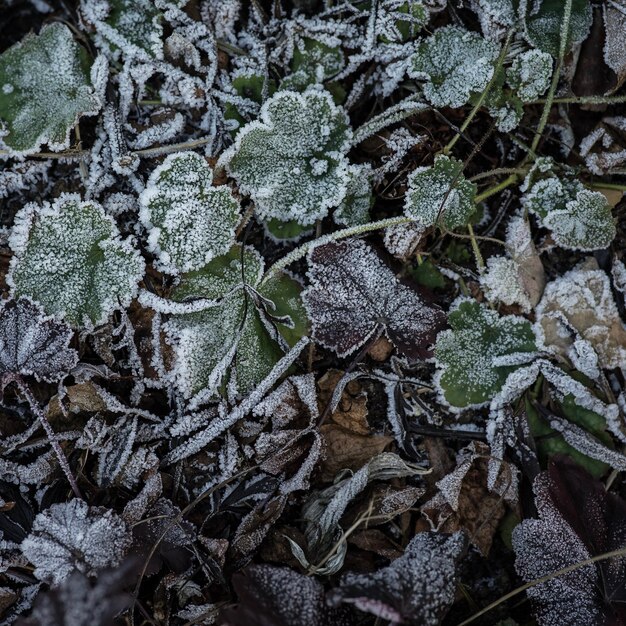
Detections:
506,49,553,102
139,152,240,274
303,239,444,359
9,194,145,327
409,25,499,108
328,532,467,624
0,23,101,155
281,37,345,91
435,300,538,408
21,499,131,585
167,245,308,399
0,298,78,383
221,89,352,225
404,155,477,230
520,0,593,58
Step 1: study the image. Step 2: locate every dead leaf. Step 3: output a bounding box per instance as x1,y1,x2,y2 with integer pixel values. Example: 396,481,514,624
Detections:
320,424,393,481
603,1,626,92
348,529,403,560
47,382,107,420
367,336,394,362
422,442,518,556
317,369,369,435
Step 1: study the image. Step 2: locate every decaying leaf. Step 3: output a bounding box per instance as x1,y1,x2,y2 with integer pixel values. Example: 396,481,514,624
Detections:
0,298,78,383
303,239,444,359
328,531,467,624
536,260,626,370
21,499,131,585
513,456,626,626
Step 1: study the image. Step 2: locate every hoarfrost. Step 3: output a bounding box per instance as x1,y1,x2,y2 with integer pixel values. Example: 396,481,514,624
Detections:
21,499,131,585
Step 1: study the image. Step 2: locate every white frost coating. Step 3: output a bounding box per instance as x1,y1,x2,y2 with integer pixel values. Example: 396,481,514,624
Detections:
0,23,101,156
139,152,240,274
21,499,131,585
8,194,145,328
219,88,352,225
129,110,184,149
506,49,552,102
536,264,626,370
470,0,515,41
481,256,534,312
613,259,626,295
409,26,499,109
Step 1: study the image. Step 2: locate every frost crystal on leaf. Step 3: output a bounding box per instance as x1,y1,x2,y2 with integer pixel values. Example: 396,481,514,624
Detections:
21,499,131,585
220,88,352,225
164,245,307,400
507,49,553,103
8,194,145,327
434,299,538,408
0,298,78,383
0,23,101,155
536,262,626,370
404,154,477,230
409,26,499,109
328,532,467,624
303,239,444,359
139,152,240,274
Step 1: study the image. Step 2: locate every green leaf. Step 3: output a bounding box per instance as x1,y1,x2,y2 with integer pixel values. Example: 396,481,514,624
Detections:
378,1,429,43
333,164,373,227
0,23,101,155
520,0,592,58
9,194,145,327
221,89,352,225
223,71,277,132
409,25,499,109
264,218,313,242
506,49,553,102
139,152,240,274
281,38,345,91
435,300,538,408
404,155,477,230
167,245,308,399
102,0,162,58
409,259,446,290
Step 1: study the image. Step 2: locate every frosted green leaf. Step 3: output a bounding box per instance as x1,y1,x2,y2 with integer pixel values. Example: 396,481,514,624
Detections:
523,174,615,251
333,164,373,226
507,49,553,102
8,194,145,327
220,89,352,226
378,0,429,43
166,245,308,399
542,190,616,251
409,26,499,108
404,155,477,230
139,152,240,274
434,300,538,408
0,23,101,156
520,0,592,58
281,38,345,91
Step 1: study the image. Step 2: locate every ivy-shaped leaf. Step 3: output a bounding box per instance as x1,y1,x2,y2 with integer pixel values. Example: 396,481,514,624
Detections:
139,152,240,274
523,172,615,251
0,298,78,383
434,299,538,408
0,23,101,156
20,499,131,585
220,89,352,226
166,245,308,400
409,25,499,108
520,0,593,58
8,194,145,327
404,155,477,230
303,239,444,359
281,37,345,91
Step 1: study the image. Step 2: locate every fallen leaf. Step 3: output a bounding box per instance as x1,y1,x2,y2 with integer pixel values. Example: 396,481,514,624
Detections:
317,369,369,435
47,381,108,420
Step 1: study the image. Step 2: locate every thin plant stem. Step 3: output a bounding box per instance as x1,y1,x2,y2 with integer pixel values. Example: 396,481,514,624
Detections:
466,223,485,272
456,545,626,626
14,376,82,499
474,173,519,203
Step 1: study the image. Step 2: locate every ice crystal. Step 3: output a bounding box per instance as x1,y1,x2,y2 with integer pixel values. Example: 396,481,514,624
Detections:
303,239,444,359
0,23,101,155
0,298,78,383
139,152,240,274
21,499,131,585
404,154,477,230
507,49,553,103
8,194,145,327
220,89,352,225
434,299,538,409
409,26,499,109
328,532,467,624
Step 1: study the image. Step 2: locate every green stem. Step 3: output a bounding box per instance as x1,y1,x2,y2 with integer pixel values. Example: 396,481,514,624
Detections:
469,167,527,182
546,94,626,105
474,174,518,203
587,182,626,192
467,223,485,272
260,216,412,285
443,31,513,155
